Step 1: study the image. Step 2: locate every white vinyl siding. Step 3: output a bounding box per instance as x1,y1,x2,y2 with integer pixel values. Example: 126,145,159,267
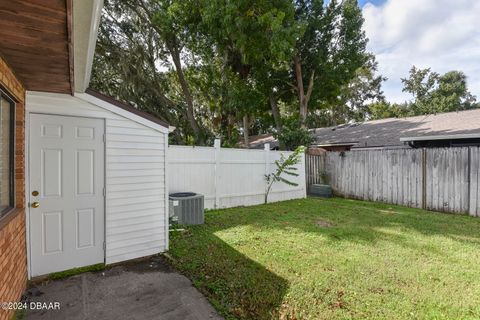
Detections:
26,91,168,265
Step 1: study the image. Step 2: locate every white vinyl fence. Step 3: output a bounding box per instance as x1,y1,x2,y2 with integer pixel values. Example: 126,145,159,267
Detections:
306,147,480,216
168,140,306,209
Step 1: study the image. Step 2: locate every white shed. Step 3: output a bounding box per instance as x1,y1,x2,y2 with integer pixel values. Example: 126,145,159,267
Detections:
26,90,169,276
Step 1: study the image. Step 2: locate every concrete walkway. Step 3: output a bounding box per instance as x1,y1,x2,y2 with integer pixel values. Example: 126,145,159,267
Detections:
24,256,222,320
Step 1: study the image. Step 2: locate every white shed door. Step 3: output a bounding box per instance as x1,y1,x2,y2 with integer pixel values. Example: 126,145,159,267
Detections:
29,114,105,276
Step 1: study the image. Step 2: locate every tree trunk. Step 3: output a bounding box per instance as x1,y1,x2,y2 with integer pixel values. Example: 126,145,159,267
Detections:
227,114,235,142
265,181,272,204
294,54,307,128
169,42,203,143
243,115,250,148
293,54,314,129
269,91,282,133
269,91,286,150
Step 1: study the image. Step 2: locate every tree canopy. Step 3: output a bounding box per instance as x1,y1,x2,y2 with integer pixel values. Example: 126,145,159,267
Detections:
91,0,478,150
366,67,478,120
402,67,477,115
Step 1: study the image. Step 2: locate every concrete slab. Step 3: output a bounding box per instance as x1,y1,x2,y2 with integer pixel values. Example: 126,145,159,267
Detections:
24,256,222,320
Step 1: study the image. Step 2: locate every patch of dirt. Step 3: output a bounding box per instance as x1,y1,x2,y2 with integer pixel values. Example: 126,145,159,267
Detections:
108,254,175,275
315,219,334,228
278,302,298,320
378,209,398,215
330,290,347,309
369,287,385,294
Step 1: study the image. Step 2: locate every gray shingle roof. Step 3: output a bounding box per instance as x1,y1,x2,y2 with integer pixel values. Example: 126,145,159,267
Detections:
312,108,480,148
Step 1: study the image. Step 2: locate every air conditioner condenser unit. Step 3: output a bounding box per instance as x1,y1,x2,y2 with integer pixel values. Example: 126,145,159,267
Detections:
169,192,204,225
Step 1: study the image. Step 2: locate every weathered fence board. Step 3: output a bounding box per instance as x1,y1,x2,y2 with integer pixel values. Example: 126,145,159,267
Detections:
307,146,480,216
469,148,480,217
321,149,423,208
306,153,326,186
425,148,470,213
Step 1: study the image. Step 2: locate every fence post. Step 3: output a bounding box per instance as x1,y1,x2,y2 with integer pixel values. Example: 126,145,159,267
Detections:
305,153,309,187
467,146,472,216
264,143,270,202
214,139,221,209
422,148,427,210
302,147,307,198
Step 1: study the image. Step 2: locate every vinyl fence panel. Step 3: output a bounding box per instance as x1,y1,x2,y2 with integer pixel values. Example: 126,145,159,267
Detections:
169,143,306,209
168,146,217,209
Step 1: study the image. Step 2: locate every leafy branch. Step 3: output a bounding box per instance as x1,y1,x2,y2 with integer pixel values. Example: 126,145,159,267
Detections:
265,146,305,204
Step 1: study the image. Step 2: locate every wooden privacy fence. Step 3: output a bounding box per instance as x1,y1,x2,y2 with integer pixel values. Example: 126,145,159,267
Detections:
306,147,480,216
306,151,326,186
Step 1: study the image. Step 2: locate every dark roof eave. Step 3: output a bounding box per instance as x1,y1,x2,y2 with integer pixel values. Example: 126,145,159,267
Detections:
311,142,359,147
85,88,170,129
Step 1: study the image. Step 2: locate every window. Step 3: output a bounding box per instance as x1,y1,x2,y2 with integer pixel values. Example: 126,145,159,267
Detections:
0,90,14,216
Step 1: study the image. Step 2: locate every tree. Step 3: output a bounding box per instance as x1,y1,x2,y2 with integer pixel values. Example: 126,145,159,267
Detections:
341,54,386,122
91,0,207,144
401,66,477,115
265,146,305,203
361,67,478,122
91,0,380,146
192,0,299,145
309,54,386,125
91,2,184,140
366,101,410,120
253,65,290,136
149,0,204,142
275,116,312,150
433,71,477,111
292,0,369,127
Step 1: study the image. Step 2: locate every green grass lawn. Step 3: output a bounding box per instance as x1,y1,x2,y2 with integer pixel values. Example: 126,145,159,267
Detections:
169,197,480,320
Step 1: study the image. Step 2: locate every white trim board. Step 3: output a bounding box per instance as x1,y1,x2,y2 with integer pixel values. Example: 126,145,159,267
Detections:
75,92,170,133
26,91,169,134
73,0,104,93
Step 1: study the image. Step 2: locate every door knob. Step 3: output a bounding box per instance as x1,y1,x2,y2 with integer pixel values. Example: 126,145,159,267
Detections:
31,202,40,208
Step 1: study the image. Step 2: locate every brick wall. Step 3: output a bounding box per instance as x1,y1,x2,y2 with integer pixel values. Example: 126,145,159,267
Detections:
0,55,27,320
0,212,27,320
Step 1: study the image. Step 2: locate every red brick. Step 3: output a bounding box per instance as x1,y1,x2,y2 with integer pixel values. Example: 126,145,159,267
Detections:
0,55,27,320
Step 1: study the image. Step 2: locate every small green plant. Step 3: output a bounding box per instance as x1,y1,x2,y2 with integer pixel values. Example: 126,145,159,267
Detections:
264,146,305,204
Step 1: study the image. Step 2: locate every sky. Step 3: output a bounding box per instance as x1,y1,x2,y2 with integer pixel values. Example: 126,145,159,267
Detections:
361,0,480,103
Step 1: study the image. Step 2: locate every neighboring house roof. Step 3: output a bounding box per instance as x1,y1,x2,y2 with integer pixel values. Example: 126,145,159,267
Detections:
312,109,480,149
240,133,279,149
